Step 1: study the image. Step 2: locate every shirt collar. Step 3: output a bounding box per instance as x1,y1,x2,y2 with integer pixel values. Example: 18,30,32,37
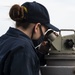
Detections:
6,27,31,40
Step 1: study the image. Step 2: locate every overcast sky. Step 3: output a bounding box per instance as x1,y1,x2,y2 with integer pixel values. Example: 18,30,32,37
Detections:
0,0,75,36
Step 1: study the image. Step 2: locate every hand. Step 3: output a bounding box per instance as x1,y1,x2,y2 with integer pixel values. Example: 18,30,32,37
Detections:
38,41,50,54
53,31,59,36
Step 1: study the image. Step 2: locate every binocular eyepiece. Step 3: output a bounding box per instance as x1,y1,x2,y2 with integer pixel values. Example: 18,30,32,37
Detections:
44,30,57,42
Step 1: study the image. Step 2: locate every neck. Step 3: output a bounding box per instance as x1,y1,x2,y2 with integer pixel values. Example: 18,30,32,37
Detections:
16,27,32,38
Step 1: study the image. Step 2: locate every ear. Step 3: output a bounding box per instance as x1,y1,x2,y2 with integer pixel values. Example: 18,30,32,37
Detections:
34,23,41,33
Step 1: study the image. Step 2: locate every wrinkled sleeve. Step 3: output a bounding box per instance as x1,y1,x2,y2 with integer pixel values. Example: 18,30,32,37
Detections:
36,49,46,66
3,46,34,75
32,39,46,66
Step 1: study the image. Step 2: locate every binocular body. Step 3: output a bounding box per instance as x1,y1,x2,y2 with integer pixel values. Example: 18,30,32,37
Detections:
41,29,75,75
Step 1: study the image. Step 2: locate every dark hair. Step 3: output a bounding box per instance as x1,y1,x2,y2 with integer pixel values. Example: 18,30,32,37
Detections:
9,4,30,29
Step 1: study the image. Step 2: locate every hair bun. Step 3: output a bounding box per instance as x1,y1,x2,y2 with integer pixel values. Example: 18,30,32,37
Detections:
9,4,25,22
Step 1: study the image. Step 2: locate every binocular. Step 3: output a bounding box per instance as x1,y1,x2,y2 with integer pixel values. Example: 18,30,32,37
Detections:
40,29,75,75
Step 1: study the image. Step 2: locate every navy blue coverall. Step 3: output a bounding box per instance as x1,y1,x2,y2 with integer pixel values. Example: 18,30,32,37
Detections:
0,27,44,75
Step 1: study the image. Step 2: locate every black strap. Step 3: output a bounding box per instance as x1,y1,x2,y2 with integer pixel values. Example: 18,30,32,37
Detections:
31,26,35,39
39,25,44,37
